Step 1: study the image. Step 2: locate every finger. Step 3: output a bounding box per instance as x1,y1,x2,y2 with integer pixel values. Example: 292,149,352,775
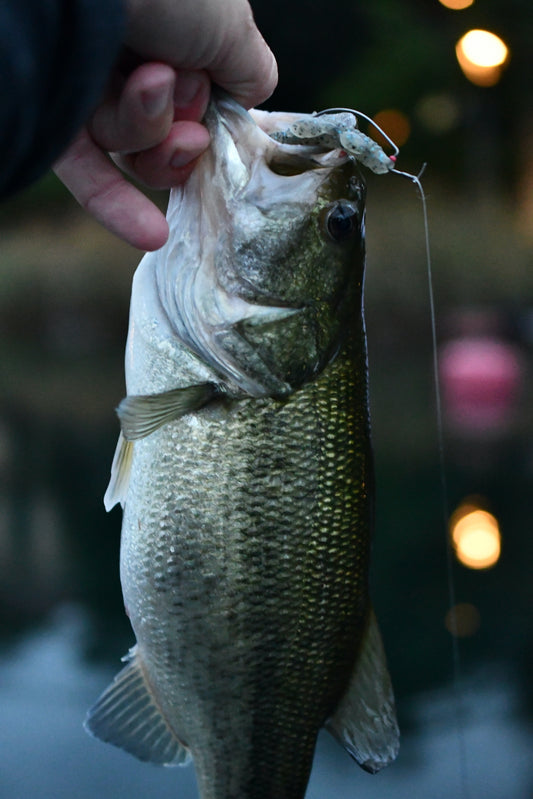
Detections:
173,70,211,122
113,120,210,190
90,62,176,154
54,129,169,251
206,6,278,108
124,0,278,109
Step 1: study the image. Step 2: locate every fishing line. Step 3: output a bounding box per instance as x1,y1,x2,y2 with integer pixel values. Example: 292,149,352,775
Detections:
272,105,470,793
323,109,471,795
318,107,471,794
394,167,471,799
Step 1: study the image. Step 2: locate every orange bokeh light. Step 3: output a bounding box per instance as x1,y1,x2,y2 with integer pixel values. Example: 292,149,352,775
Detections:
450,503,501,569
456,30,509,86
371,109,411,149
439,0,474,9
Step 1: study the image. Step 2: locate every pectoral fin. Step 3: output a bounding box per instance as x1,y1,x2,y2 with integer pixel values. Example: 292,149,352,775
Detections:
117,383,220,441
85,646,191,767
326,608,399,774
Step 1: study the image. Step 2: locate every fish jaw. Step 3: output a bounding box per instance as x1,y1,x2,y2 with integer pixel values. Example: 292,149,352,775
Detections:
139,93,367,399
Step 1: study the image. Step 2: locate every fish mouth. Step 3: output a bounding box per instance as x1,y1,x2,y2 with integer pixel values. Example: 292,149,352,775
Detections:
155,93,364,400
265,147,355,177
215,93,355,176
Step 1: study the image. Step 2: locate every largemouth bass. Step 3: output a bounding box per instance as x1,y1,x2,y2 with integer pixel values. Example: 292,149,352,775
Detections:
86,93,399,799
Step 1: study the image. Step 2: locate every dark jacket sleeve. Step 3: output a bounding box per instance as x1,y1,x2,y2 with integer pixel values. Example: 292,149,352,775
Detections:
0,0,125,198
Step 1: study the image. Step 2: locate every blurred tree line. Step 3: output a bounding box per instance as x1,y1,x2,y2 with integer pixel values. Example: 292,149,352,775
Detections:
2,0,531,220
253,0,533,193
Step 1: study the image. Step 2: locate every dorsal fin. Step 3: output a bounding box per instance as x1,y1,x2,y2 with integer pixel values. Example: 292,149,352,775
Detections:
326,608,399,774
85,646,191,767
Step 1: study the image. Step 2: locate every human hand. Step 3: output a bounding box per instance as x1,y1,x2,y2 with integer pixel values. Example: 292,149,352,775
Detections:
123,0,277,111
54,64,212,251
54,0,277,252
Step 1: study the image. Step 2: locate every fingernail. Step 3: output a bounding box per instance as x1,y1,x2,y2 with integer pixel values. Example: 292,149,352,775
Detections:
170,150,198,169
174,73,204,109
141,83,173,118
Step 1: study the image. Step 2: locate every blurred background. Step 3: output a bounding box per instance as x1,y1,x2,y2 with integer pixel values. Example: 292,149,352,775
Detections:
1,0,532,797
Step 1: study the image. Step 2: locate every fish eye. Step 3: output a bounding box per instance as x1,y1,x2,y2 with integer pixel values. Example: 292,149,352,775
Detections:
324,201,359,242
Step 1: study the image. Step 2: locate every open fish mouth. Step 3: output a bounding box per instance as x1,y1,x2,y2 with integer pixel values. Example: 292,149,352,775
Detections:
141,92,367,400
211,91,358,181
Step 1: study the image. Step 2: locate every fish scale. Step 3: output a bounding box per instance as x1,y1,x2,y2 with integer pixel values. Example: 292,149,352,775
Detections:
119,337,371,799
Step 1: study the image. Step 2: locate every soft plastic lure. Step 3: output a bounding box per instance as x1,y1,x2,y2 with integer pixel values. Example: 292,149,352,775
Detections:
270,106,425,183
270,110,395,174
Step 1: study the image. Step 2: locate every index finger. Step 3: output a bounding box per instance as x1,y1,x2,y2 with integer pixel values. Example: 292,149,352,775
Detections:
54,129,169,251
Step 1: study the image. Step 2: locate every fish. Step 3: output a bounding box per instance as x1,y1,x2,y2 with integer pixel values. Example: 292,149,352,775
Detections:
85,91,399,799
